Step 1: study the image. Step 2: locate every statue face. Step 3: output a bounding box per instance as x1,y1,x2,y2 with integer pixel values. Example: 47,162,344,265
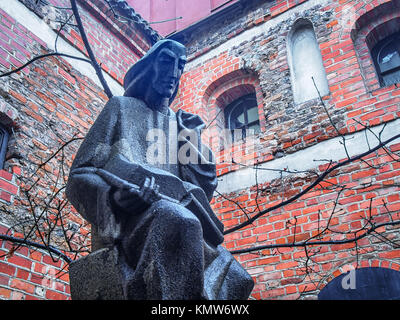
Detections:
152,44,187,98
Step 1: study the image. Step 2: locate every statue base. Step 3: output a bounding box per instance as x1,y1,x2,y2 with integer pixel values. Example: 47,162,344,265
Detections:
69,244,255,300
69,247,125,300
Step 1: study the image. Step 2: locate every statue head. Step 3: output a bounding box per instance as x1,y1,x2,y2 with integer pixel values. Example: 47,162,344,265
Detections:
123,39,187,106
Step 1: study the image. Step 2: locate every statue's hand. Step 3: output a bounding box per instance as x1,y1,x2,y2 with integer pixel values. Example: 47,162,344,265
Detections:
138,176,161,205
112,177,161,213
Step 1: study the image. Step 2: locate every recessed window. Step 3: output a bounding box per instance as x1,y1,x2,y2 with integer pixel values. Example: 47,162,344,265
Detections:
288,20,329,104
0,124,9,169
371,31,400,87
224,93,260,140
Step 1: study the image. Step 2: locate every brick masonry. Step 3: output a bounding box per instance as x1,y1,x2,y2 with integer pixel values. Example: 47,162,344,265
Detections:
172,0,400,299
0,223,70,300
0,0,153,299
0,0,399,300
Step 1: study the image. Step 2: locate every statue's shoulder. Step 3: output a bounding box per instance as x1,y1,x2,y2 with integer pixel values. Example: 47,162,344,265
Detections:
104,96,146,112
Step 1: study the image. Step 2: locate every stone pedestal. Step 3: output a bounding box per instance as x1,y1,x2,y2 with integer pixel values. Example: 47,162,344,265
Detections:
69,247,125,300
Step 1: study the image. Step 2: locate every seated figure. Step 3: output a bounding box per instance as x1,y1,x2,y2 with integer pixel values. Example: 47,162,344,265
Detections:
66,39,254,300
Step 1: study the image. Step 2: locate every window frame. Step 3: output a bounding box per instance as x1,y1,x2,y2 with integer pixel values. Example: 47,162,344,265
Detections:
371,31,400,87
224,93,260,140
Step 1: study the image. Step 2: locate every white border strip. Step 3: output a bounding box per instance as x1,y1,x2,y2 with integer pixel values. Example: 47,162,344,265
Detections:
0,0,124,96
217,119,400,194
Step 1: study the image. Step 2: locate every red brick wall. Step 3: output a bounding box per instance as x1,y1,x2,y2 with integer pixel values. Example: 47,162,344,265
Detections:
173,0,400,299
0,224,70,300
213,142,400,299
174,0,400,173
1,0,399,300
0,0,152,299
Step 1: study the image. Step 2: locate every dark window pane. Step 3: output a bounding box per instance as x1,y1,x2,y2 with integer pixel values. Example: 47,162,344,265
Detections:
236,113,245,126
224,93,260,139
0,124,9,169
372,32,400,87
247,106,259,123
248,122,261,134
378,42,400,73
382,70,400,86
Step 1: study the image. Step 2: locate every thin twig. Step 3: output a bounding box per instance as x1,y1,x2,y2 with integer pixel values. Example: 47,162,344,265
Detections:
230,220,400,254
0,53,91,78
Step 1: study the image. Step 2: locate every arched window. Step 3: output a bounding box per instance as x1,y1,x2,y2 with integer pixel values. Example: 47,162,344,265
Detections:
351,2,400,91
224,93,260,140
371,31,400,87
288,20,329,104
202,69,264,154
0,124,9,169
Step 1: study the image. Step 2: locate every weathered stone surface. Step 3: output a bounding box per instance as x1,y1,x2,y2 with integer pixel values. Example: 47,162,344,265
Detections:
69,247,124,300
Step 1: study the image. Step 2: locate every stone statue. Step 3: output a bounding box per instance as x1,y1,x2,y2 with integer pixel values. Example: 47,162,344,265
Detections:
66,39,254,300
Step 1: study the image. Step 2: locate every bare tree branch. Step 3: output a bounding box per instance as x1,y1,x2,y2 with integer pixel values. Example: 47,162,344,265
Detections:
70,0,113,98
224,131,400,234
